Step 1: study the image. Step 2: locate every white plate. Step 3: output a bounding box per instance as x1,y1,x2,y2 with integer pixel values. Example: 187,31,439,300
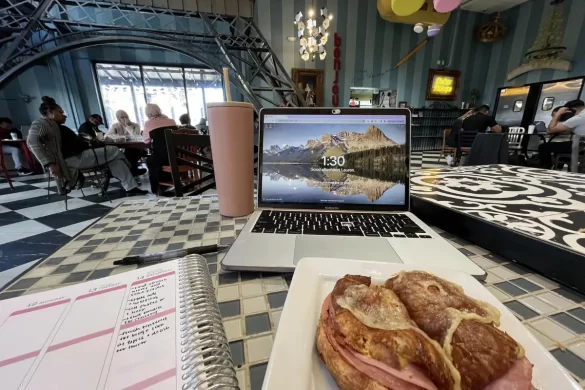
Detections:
263,258,580,390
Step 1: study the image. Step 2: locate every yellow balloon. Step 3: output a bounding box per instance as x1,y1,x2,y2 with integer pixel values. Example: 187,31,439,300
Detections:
391,0,425,16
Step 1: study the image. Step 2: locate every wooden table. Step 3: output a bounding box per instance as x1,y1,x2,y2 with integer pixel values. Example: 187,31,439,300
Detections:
1,138,41,173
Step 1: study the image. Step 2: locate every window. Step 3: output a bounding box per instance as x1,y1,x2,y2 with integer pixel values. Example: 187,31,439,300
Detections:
542,97,555,111
142,66,187,123
96,64,146,129
184,68,222,125
95,63,224,128
513,100,523,112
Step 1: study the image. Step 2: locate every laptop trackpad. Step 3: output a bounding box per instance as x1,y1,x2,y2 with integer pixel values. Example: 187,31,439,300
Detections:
293,236,403,264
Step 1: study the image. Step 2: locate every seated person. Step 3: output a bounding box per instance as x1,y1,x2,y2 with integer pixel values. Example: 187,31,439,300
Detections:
106,110,146,176
27,96,147,196
178,113,199,132
462,104,502,133
0,117,32,175
78,114,104,139
142,104,176,144
107,110,141,137
447,109,476,148
542,100,585,169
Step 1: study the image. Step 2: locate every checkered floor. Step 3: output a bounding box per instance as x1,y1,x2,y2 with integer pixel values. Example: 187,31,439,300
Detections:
0,152,446,289
0,172,154,287
410,150,450,170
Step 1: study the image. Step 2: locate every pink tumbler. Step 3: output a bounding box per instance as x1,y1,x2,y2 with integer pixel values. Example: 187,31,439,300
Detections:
207,102,255,217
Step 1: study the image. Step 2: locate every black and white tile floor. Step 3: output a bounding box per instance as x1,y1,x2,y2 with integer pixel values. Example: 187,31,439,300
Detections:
0,151,448,289
0,172,153,287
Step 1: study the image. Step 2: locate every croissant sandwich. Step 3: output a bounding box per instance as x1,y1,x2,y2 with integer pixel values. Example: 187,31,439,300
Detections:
385,271,536,390
316,275,462,390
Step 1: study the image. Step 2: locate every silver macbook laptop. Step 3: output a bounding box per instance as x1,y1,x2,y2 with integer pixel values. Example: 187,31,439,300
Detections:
222,108,484,278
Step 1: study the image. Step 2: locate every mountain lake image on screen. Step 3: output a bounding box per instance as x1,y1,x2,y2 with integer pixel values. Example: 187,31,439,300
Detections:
261,116,407,206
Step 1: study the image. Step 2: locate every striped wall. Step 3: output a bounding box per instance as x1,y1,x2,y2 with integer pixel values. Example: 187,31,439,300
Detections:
255,0,585,109
481,0,585,107
255,0,492,108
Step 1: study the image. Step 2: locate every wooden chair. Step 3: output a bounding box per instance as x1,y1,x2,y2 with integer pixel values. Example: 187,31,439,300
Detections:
163,129,215,197
438,129,457,162
0,140,14,190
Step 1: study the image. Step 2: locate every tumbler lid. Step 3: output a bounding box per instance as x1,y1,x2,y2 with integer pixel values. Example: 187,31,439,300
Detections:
207,102,254,109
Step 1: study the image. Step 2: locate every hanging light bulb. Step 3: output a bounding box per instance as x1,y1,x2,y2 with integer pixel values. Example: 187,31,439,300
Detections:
328,14,333,20
322,18,330,29
297,21,305,30
319,45,326,60
320,34,328,45
300,37,307,46
301,51,310,61
308,9,314,17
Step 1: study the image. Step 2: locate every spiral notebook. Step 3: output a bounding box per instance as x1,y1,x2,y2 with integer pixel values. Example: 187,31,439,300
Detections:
0,255,239,390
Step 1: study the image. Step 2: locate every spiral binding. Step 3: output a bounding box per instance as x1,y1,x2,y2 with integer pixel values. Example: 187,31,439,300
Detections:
178,255,239,390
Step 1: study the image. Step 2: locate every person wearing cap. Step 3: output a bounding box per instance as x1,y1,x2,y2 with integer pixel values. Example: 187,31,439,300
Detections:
541,100,585,169
78,114,104,139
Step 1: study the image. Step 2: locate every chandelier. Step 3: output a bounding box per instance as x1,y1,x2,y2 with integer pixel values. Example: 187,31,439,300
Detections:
294,6,332,61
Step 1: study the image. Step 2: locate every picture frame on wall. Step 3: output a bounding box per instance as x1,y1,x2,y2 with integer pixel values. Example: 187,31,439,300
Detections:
292,68,324,107
426,69,461,101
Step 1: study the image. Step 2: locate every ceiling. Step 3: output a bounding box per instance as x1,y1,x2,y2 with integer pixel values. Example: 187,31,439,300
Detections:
460,0,530,13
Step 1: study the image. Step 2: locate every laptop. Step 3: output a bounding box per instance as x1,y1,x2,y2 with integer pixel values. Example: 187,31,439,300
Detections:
222,108,485,278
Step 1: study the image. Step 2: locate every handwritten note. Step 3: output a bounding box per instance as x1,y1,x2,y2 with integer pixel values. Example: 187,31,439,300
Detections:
0,261,182,390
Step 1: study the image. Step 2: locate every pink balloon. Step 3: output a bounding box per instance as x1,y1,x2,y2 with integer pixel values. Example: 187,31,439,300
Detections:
434,0,462,13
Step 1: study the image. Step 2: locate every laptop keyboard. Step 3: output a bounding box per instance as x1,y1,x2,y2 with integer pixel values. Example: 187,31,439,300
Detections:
251,210,431,238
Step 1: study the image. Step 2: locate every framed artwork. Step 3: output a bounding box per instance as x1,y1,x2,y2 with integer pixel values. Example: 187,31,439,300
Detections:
398,101,408,108
426,69,461,101
292,68,324,107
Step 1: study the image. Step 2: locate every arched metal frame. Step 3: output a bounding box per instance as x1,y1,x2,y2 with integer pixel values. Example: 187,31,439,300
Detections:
0,0,306,110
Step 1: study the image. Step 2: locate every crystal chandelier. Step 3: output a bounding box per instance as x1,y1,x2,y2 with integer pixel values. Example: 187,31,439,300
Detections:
294,6,332,61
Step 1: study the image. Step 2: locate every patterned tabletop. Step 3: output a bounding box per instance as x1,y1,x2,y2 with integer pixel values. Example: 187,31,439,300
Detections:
411,164,585,256
2,195,585,389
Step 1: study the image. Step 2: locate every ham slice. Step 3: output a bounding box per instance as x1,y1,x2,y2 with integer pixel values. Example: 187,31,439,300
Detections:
483,357,536,390
321,294,438,390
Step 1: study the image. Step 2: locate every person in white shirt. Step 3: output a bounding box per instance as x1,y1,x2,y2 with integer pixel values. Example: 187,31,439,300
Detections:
106,110,145,176
107,110,141,137
549,100,585,135
541,100,585,169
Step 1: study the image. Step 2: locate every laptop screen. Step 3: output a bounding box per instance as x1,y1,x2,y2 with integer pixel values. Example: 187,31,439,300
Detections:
260,112,409,210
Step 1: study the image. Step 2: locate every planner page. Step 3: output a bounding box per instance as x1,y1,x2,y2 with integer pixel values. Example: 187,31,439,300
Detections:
0,261,180,390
